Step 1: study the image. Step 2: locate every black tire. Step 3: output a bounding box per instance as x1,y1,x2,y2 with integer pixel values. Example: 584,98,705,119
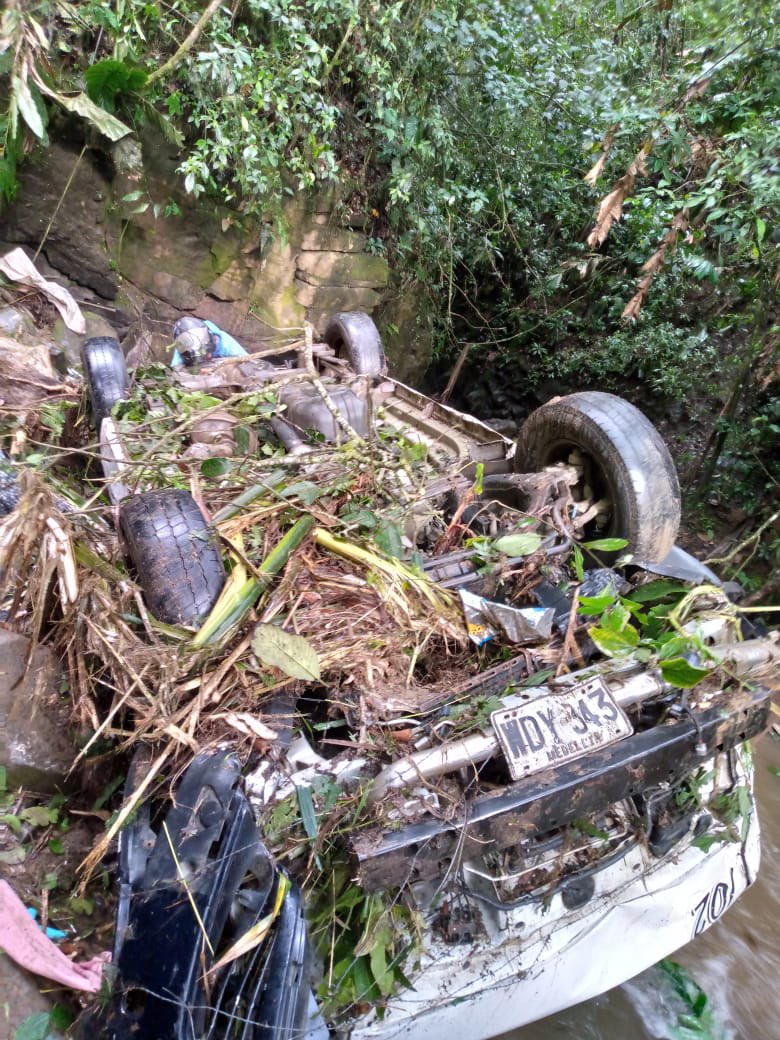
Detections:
119,489,225,626
324,311,387,377
515,391,681,560
81,336,129,428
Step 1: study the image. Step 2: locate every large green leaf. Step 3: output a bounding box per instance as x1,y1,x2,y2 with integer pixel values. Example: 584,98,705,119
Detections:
577,590,617,615
493,532,542,557
279,480,323,506
659,657,712,689
628,580,687,604
53,91,132,141
581,537,628,552
589,623,639,657
200,456,233,478
598,602,633,633
251,624,321,681
12,75,44,138
374,518,404,558
13,1012,52,1040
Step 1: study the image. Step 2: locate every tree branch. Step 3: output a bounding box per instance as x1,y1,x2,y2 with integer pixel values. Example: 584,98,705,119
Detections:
146,0,224,87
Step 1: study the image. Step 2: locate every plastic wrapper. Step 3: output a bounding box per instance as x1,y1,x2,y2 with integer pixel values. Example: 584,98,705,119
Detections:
460,589,555,646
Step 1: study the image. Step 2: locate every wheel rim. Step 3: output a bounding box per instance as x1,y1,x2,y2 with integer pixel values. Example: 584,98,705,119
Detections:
538,440,620,543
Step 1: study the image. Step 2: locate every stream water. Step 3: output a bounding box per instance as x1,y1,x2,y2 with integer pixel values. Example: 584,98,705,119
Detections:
504,730,780,1040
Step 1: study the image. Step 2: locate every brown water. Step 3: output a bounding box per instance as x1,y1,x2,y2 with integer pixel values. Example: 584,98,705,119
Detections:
505,731,780,1040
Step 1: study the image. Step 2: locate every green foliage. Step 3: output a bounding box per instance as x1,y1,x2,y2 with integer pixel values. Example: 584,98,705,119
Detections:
13,1007,73,1040
0,0,777,541
85,59,147,112
658,960,727,1040
308,866,421,1018
577,577,735,687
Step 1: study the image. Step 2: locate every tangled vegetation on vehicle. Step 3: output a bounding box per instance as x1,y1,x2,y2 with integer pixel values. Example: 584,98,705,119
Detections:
1,358,772,1020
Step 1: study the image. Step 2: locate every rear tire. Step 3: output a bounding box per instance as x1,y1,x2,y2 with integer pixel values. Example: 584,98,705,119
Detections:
324,312,387,377
82,337,129,428
119,489,225,626
515,391,680,560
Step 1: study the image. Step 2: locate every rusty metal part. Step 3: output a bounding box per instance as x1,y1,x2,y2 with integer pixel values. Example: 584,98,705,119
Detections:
352,683,771,891
190,409,238,446
379,381,511,478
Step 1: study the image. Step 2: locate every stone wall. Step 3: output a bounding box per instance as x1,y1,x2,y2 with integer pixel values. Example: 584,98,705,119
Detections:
0,134,430,383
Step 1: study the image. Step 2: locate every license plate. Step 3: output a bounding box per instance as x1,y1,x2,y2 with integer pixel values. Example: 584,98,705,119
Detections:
491,675,633,781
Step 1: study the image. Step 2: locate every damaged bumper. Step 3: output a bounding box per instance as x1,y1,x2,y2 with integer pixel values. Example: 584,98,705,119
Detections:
346,750,761,1040
351,680,771,891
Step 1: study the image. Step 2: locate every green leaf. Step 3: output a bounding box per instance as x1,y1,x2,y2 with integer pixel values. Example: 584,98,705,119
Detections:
520,667,555,687
280,480,324,506
657,635,694,660
628,579,686,604
691,832,730,853
251,624,321,681
374,518,404,558
93,773,125,811
296,785,318,840
234,424,251,454
48,837,65,855
589,623,639,657
581,537,628,552
0,846,26,865
51,91,132,141
572,544,584,582
85,59,147,109
69,895,94,916
13,1011,52,1040
20,805,57,828
12,75,45,139
578,590,617,615
756,216,766,244
493,532,543,556
341,506,377,529
0,813,22,833
201,456,233,478
369,921,397,997
660,657,712,689
49,1006,75,1033
351,956,378,1002
599,602,632,633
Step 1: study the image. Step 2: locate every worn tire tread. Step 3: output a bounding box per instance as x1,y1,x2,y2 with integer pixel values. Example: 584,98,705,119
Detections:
324,312,387,377
516,391,680,560
82,336,129,428
119,489,225,626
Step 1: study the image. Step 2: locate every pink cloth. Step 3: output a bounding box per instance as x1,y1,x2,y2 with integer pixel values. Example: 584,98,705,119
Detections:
0,880,108,992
